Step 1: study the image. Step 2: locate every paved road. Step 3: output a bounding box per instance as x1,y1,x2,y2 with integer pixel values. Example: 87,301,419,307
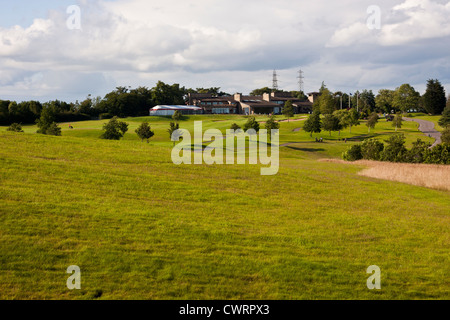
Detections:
403,117,442,147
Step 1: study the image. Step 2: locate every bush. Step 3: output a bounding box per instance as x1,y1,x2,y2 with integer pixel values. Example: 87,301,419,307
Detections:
230,123,241,131
441,127,450,144
343,144,363,161
243,116,260,133
361,138,384,160
7,123,24,132
172,110,183,122
406,139,431,163
381,134,407,162
100,117,128,140
423,143,450,165
46,122,62,136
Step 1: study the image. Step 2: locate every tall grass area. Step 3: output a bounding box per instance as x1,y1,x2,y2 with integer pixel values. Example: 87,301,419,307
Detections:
0,116,449,300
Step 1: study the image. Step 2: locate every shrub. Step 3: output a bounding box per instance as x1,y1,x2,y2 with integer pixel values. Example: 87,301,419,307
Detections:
172,110,183,122
343,144,363,161
441,127,450,144
7,123,24,132
46,122,62,136
423,143,450,165
361,138,384,160
406,139,431,163
230,123,241,131
381,134,407,162
100,116,128,140
243,116,260,133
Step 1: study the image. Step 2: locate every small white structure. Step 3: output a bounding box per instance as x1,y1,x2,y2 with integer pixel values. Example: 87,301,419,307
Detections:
149,105,203,116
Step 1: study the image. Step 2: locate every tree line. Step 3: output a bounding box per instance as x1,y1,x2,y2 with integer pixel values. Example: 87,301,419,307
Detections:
0,81,231,126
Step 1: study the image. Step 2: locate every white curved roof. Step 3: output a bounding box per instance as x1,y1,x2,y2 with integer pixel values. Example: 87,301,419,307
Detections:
151,105,202,111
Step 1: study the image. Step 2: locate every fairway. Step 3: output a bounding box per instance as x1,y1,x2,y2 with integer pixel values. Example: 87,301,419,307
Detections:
0,115,449,300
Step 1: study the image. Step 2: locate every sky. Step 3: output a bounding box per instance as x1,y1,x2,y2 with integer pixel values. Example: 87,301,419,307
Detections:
0,0,449,103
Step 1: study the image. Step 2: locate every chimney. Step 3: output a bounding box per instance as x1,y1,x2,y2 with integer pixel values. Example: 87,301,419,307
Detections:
234,93,242,102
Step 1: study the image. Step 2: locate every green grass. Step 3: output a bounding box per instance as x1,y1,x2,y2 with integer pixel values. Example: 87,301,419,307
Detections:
0,115,448,300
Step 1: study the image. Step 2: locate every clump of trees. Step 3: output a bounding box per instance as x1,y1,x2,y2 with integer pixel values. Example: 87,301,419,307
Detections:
343,134,449,164
100,116,128,140
7,123,23,132
36,106,61,136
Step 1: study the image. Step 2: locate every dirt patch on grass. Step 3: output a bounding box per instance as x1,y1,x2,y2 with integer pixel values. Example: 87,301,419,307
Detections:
319,159,450,191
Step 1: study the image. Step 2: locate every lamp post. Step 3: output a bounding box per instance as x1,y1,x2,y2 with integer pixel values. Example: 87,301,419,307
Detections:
356,92,360,113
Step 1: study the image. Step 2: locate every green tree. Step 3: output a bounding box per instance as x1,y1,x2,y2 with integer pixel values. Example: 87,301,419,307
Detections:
381,134,407,162
265,115,280,131
100,116,128,140
6,123,24,132
441,127,450,144
438,105,450,128
243,116,260,132
392,84,420,114
322,114,341,136
359,90,376,114
172,110,183,122
303,111,322,137
375,89,395,113
349,108,360,133
36,106,57,134
366,112,379,133
392,112,403,132
361,139,384,161
343,145,363,161
249,87,273,96
264,115,280,142
168,122,181,146
230,123,241,131
422,79,446,115
282,100,294,122
46,122,62,136
423,143,450,164
319,88,337,115
406,139,431,163
135,122,155,143
151,81,186,106
333,109,350,135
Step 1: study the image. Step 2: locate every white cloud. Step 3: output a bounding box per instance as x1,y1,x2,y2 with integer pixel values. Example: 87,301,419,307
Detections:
0,0,449,101
328,0,450,47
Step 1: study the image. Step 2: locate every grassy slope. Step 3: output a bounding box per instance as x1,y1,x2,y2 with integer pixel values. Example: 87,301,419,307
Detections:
0,116,448,300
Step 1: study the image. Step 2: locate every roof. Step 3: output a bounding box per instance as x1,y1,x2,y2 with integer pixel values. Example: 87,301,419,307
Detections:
240,100,280,108
150,105,202,111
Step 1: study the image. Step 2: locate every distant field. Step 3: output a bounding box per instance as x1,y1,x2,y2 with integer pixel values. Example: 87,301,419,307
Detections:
0,115,448,300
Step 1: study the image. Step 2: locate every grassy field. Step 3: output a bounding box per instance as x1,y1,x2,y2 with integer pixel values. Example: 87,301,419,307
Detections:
0,115,449,300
